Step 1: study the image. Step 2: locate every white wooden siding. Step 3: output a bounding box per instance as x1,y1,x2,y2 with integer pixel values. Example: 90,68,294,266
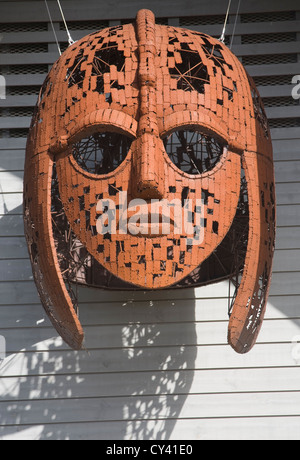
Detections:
0,0,300,440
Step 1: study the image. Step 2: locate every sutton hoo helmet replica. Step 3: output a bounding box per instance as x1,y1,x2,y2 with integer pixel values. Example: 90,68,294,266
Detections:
24,10,275,353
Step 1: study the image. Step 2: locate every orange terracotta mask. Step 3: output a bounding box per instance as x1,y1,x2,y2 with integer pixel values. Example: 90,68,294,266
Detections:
24,10,276,353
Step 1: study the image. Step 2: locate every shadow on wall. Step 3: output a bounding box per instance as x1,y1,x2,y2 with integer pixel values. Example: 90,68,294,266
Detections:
0,203,197,440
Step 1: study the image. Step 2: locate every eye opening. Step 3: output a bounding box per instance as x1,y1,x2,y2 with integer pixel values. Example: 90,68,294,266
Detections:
162,128,228,175
72,130,133,176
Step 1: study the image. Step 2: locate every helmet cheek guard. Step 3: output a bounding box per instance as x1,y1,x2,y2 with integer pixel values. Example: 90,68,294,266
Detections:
24,141,84,349
228,74,276,353
23,10,275,353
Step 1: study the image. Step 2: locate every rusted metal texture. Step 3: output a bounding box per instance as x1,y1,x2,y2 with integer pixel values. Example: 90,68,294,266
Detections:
24,9,276,353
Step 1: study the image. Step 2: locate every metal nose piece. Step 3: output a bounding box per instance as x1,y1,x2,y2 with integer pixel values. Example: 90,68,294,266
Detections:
132,9,165,201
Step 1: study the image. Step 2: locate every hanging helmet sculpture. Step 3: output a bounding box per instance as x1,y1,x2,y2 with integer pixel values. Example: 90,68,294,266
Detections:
24,10,276,353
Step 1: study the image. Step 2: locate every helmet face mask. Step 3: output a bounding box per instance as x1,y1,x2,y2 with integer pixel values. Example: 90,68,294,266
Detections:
24,9,276,353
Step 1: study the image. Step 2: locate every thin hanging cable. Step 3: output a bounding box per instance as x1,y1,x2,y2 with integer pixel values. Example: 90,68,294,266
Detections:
219,0,232,44
44,0,62,56
56,0,75,46
230,0,242,49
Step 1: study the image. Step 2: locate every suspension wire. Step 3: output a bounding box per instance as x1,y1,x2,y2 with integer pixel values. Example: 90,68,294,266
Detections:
56,0,75,46
219,0,232,43
230,0,242,49
44,0,62,56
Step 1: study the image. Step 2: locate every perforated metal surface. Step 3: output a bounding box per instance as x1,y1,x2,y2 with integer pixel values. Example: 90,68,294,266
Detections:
241,10,296,23
1,64,48,75
243,54,298,66
180,15,225,26
0,21,48,33
242,32,297,44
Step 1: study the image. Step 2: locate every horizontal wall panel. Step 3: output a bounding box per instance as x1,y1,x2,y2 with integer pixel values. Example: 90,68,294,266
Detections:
275,161,300,183
183,416,300,441
1,321,228,350
272,249,300,272
269,128,300,141
191,20,300,37
0,259,33,281
276,184,300,206
1,316,298,353
0,52,61,66
0,139,26,149
1,417,299,440
259,85,294,98
2,21,300,45
0,295,229,327
0,285,297,325
0,116,31,129
1,31,86,45
245,62,300,77
0,307,299,350
2,367,300,403
0,304,47,328
0,236,28,259
0,171,23,193
4,75,46,87
0,281,40,305
266,106,300,119
272,140,300,161
274,225,300,249
0,215,24,236
0,193,22,214
0,151,25,172
268,272,300,296
83,319,300,348
1,342,298,379
276,204,300,226
0,292,298,329
0,95,38,108
233,41,300,57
